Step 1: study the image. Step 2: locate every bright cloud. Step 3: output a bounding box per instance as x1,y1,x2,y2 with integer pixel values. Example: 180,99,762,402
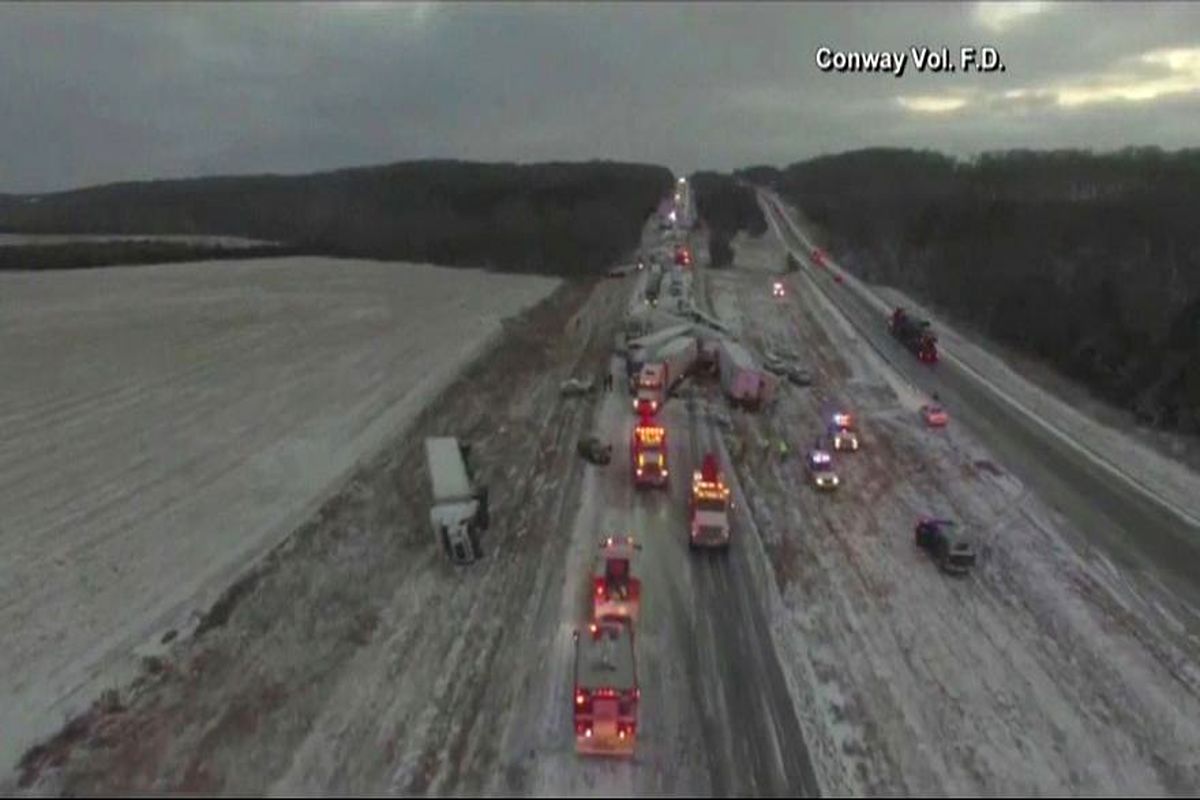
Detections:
974,1,1051,33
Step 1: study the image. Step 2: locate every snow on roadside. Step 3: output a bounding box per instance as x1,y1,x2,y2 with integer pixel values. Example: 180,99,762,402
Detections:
708,234,1200,795
0,256,559,775
0,233,279,248
764,190,1200,530
877,285,1200,527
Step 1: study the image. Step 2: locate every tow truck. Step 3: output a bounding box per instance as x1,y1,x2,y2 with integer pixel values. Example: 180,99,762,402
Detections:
592,535,642,621
830,411,860,452
690,453,732,549
573,618,639,756
807,447,840,490
632,418,668,488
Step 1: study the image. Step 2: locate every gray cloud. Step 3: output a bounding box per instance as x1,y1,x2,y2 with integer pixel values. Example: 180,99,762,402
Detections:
0,1,1197,192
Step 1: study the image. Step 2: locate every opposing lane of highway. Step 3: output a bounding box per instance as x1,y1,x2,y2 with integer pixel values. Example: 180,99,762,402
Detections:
759,190,1200,615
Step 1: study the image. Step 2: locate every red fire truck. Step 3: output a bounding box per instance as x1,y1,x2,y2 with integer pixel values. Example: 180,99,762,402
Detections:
592,535,642,622
573,619,639,756
632,418,668,488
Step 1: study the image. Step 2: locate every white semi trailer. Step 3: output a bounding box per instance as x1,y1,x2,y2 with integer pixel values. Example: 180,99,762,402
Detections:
424,437,489,565
717,339,778,410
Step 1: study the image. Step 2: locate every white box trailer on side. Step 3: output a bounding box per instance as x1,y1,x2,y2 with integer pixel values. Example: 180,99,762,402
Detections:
717,339,778,409
425,437,489,564
656,335,699,390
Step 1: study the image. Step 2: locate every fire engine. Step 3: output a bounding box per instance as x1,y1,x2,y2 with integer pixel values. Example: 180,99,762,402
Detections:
690,453,732,549
592,535,642,622
632,418,668,488
573,619,639,756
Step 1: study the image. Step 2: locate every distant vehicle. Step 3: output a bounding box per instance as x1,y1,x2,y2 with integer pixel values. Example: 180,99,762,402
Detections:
763,353,787,376
578,435,613,465
632,419,669,488
833,274,844,284
636,260,645,271
674,245,692,267
920,404,949,427
889,307,939,364
806,447,840,490
772,280,786,298
634,363,666,415
914,518,976,575
831,412,860,451
592,535,642,622
786,365,813,387
690,453,732,549
424,437,489,564
573,619,639,756
812,247,826,265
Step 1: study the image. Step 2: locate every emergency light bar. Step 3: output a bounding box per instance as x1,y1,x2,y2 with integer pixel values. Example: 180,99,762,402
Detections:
812,452,831,464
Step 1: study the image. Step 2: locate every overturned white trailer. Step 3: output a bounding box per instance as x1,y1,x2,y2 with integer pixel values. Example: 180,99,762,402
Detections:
716,338,778,410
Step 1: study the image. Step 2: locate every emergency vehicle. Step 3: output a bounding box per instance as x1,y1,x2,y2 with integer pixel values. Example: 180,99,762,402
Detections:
632,418,668,488
690,453,732,549
830,411,860,452
592,535,642,622
573,619,639,756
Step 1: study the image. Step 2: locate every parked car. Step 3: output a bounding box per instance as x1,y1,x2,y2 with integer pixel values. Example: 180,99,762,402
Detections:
578,435,613,465
914,518,976,574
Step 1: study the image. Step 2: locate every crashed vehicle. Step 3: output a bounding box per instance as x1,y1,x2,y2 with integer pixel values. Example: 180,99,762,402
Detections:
560,377,596,397
786,365,813,387
807,447,840,490
592,535,642,622
578,435,613,465
914,518,976,575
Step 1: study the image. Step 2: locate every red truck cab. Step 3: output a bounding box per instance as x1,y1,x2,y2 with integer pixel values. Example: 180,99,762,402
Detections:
573,619,639,756
592,535,642,622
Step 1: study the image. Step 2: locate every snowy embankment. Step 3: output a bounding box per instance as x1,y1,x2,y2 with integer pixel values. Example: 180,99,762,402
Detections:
709,229,1200,794
0,256,558,773
763,191,1200,530
0,233,279,247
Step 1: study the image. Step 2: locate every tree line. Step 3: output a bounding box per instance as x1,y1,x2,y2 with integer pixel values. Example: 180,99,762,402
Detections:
0,160,674,277
736,147,1200,433
689,171,767,268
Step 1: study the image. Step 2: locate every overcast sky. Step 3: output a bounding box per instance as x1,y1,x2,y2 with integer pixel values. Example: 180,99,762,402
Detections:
1,1,1197,193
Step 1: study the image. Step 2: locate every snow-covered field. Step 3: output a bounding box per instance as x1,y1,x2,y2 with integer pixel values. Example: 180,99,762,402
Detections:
0,256,558,773
0,233,278,247
710,229,1200,794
